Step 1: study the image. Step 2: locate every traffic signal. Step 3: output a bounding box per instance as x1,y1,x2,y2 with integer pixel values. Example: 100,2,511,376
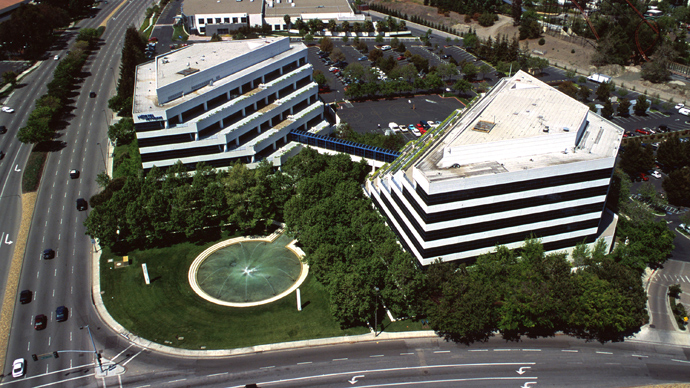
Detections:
53,351,59,358
31,354,38,361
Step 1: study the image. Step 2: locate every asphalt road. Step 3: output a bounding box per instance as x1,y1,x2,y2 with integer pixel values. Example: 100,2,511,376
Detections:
0,0,154,386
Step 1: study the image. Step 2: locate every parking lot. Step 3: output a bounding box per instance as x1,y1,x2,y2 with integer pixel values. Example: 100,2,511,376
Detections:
336,94,464,142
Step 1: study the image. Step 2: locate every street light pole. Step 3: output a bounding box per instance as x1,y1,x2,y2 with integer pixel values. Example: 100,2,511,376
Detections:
96,142,107,171
374,286,379,337
81,325,103,372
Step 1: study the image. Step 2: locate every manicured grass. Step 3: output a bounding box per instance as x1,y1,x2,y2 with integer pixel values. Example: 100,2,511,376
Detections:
172,25,189,42
101,235,369,349
22,151,47,193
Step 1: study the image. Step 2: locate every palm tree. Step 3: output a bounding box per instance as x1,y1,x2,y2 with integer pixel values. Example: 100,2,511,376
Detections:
283,15,291,31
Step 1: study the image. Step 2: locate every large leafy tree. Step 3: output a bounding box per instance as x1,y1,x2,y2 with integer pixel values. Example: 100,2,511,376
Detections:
619,139,654,178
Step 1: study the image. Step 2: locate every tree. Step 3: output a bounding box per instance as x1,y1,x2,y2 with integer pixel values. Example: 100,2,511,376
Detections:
320,36,334,53
558,81,579,99
107,117,135,145
619,139,654,178
330,48,345,63
634,95,650,115
284,14,291,30
425,73,443,91
462,62,479,81
519,12,541,40
328,19,337,32
601,100,614,119
304,34,314,44
478,12,495,27
453,79,473,95
312,70,327,86
341,21,350,33
409,54,429,74
479,63,491,80
436,62,458,82
1,71,17,86
578,84,591,101
615,219,675,270
595,82,612,101
617,98,631,116
464,33,479,50
368,48,383,62
512,0,523,25
656,135,690,172
663,167,690,207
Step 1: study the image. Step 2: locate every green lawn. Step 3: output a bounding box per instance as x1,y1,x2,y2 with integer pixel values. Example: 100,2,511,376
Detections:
101,235,369,349
172,25,189,42
22,151,47,193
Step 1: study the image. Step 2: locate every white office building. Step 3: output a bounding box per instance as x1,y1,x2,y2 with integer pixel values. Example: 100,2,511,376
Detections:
132,37,327,173
366,71,623,266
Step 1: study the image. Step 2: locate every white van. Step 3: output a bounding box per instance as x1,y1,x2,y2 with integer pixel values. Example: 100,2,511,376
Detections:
381,45,392,51
679,108,690,116
388,122,399,131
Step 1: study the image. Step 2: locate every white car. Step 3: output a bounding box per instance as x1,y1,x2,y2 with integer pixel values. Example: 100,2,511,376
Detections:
12,358,25,378
675,103,684,110
388,122,399,132
54,55,59,60
411,127,421,137
2,106,14,113
651,170,662,179
427,120,436,127
398,125,407,132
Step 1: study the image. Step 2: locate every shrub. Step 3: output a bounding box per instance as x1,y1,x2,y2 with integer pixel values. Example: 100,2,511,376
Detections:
538,38,545,45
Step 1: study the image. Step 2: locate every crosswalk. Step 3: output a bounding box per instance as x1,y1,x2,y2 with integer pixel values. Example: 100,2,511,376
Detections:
658,273,690,283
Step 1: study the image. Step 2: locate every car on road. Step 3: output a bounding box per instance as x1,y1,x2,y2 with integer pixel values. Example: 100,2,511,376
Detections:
34,314,46,330
397,55,405,60
12,358,25,378
651,170,662,179
358,56,367,61
381,45,391,51
19,290,32,304
56,306,68,322
76,198,88,211
675,103,684,109
0,125,6,134
0,150,4,160
89,92,97,98
2,106,14,113
148,37,158,42
42,249,55,260
54,55,59,60
70,169,80,179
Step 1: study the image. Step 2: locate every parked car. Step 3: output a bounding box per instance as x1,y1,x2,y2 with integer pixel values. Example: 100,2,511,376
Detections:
658,124,668,132
635,128,651,135
651,170,662,179
675,103,684,110
639,172,649,181
397,55,405,60
408,124,416,131
12,358,25,378
358,56,367,61
89,92,97,98
34,314,47,330
427,121,436,127
56,306,68,322
381,45,391,51
0,125,6,134
54,55,59,60
19,290,32,304
388,122,399,131
148,37,158,42
398,125,407,132
411,127,422,137
441,54,449,59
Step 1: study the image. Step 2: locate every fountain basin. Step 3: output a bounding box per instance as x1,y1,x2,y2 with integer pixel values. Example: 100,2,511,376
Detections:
188,232,307,307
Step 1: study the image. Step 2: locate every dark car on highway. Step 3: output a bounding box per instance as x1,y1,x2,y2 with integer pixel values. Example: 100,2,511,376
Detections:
0,125,6,134
42,249,55,260
76,198,88,211
56,306,68,322
19,290,32,304
34,314,47,330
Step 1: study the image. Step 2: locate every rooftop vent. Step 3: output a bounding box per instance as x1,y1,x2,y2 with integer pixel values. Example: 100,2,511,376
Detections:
563,127,570,132
472,120,496,133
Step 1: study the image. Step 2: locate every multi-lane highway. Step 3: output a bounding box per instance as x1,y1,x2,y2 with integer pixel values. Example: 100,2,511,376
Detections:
0,0,154,385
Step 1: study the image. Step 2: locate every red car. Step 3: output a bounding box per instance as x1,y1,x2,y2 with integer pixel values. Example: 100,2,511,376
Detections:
635,128,651,135
397,55,405,60
34,314,46,330
639,172,649,181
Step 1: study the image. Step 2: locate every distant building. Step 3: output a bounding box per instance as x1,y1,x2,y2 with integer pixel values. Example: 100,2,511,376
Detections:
0,0,30,23
132,37,328,173
182,0,360,35
366,71,623,266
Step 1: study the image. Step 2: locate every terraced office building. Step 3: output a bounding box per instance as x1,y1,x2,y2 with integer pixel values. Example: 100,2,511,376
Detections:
132,37,327,173
366,71,623,265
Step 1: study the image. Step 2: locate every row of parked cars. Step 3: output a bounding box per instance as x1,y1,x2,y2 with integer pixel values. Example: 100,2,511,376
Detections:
388,120,441,137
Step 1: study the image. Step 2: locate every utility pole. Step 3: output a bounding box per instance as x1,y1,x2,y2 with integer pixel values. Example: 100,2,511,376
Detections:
81,325,103,372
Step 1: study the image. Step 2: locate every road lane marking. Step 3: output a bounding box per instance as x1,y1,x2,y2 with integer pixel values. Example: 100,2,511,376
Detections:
297,362,312,365
31,373,95,388
596,351,613,355
114,344,134,360
522,349,541,352
207,372,229,377
260,366,275,369
133,386,151,388
54,269,57,276
434,351,450,354
400,353,414,355
469,349,488,352
167,379,186,384
494,349,512,351
52,289,55,297
333,358,348,361
370,355,384,358
561,350,578,352
46,365,49,374
27,341,30,351
121,349,145,366
70,332,72,341
672,359,690,364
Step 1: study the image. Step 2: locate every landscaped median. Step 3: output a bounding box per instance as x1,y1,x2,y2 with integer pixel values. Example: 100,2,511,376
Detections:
100,233,423,350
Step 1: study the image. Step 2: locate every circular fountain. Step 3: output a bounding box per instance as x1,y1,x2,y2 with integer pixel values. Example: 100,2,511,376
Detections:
188,233,307,307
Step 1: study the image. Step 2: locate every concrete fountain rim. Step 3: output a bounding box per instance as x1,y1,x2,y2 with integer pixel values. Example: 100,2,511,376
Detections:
188,231,308,308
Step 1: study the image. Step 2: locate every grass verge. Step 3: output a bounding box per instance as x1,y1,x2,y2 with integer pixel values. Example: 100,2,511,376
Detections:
21,151,47,193
172,25,189,42
101,234,369,349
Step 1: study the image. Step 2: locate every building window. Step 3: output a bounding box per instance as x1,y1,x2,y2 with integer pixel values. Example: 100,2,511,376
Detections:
200,27,206,33
224,17,230,23
207,18,213,24
240,17,247,23
283,24,287,30
215,18,221,23
274,25,280,30
233,17,238,23
198,18,204,25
